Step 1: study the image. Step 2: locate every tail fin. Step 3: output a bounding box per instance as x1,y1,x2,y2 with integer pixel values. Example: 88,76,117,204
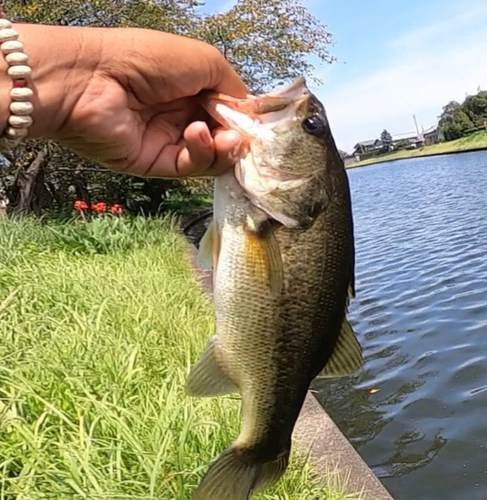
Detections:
192,447,290,500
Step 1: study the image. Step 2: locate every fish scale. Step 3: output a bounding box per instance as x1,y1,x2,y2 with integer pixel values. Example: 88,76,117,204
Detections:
186,77,363,500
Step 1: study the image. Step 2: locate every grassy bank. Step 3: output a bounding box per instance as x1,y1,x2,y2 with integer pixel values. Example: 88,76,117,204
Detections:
350,130,487,167
0,216,356,499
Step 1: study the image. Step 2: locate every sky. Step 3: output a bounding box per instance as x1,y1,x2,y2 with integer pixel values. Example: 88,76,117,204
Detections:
200,0,487,152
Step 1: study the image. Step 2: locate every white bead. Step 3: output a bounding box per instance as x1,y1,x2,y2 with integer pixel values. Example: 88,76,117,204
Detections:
0,28,18,43
6,52,28,65
9,114,33,128
7,65,31,78
1,40,23,54
10,101,33,115
0,21,32,144
10,87,33,101
6,127,28,139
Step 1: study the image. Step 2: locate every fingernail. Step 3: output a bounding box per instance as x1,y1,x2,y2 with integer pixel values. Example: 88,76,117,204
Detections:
200,130,212,147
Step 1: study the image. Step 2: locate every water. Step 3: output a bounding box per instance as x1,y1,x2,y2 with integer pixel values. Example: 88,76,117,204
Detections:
313,150,487,500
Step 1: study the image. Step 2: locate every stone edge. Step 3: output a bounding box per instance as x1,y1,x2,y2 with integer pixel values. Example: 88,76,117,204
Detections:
185,243,394,500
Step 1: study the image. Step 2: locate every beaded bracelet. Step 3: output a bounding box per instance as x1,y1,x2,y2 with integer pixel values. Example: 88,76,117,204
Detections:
0,18,33,151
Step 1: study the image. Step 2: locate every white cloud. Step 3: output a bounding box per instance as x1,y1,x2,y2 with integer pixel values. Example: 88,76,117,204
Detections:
390,2,487,50
311,5,487,152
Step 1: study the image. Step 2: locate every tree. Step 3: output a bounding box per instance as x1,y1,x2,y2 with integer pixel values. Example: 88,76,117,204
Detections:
438,101,474,141
194,0,335,92
380,129,393,150
1,0,337,214
440,101,462,120
437,92,487,141
5,0,198,31
463,91,487,126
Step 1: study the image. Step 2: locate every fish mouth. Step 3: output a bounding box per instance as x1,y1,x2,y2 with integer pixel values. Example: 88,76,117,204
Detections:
200,77,310,138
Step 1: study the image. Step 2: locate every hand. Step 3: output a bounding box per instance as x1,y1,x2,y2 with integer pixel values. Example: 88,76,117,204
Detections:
13,24,247,177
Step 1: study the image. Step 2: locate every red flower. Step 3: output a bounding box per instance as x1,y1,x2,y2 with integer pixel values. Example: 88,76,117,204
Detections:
110,204,123,214
73,200,89,211
91,201,107,212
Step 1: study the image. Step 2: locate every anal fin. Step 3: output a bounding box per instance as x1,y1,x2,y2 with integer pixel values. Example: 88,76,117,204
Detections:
186,338,238,397
317,318,363,378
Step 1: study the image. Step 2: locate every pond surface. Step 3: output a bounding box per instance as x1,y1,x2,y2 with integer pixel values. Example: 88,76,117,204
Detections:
313,150,487,500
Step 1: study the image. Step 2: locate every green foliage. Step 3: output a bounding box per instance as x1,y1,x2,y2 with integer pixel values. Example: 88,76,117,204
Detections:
46,214,178,255
5,0,198,31
0,0,336,215
380,129,392,145
463,125,486,136
0,214,175,267
440,100,461,119
195,0,335,92
0,139,210,215
439,108,474,141
7,0,334,90
0,217,358,499
439,92,487,141
379,129,393,153
463,91,487,126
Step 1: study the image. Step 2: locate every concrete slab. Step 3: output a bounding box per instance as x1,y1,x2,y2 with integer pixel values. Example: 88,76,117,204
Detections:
294,393,393,500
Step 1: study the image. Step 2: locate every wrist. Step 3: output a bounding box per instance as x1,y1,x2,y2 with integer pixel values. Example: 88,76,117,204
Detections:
0,23,103,140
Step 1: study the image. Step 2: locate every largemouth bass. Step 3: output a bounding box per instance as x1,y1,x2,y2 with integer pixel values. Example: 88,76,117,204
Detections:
186,77,362,500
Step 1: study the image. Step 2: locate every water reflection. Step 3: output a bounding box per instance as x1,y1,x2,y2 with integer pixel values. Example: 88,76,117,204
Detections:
374,432,448,478
315,151,487,500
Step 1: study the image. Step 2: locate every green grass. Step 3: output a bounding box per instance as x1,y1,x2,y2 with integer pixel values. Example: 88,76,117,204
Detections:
351,130,487,167
0,215,357,499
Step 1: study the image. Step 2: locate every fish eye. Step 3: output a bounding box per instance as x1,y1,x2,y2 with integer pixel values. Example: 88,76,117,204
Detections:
301,116,325,136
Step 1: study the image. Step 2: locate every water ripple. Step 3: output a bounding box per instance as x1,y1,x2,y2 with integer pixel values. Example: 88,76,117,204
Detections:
313,151,487,500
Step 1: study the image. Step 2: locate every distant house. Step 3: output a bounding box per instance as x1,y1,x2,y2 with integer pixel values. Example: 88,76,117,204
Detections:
339,149,358,167
353,139,382,156
423,126,443,146
391,132,424,149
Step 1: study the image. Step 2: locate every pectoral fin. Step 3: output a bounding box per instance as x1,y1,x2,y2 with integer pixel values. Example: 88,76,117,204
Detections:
243,224,283,296
316,318,363,378
186,338,238,397
198,220,221,270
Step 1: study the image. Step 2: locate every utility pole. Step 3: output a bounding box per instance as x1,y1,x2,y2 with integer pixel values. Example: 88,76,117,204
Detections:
413,114,424,140
413,115,420,137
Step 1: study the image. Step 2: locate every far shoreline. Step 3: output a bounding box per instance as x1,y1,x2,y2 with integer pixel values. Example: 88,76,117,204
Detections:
346,145,487,169
346,130,487,169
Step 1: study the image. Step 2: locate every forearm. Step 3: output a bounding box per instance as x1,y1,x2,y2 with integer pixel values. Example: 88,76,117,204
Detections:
0,23,102,139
